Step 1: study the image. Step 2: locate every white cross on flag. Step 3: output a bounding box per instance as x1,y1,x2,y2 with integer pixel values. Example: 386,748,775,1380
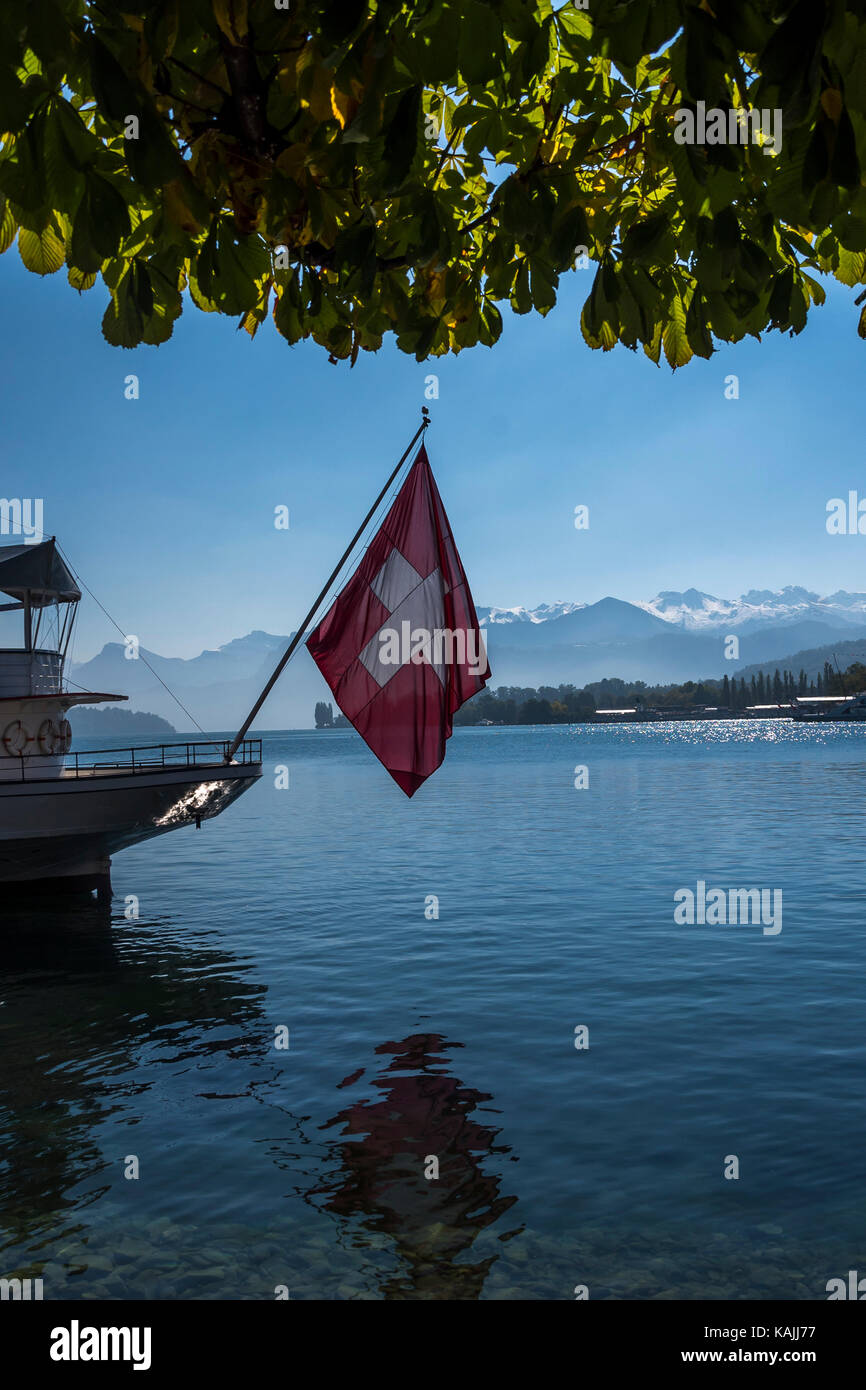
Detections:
306,444,490,795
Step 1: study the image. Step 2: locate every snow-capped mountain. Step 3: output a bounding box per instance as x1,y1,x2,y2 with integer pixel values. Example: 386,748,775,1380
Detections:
481,589,866,633
477,601,585,625
639,586,866,630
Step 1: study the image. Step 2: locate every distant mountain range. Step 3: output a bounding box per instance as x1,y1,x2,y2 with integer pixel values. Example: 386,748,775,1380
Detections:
475,587,866,689
478,586,866,633
70,587,866,730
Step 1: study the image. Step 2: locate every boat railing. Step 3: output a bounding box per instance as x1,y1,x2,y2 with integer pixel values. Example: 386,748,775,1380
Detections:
13,738,263,781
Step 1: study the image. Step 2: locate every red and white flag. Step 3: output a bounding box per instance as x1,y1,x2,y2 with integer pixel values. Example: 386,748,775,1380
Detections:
306,445,489,796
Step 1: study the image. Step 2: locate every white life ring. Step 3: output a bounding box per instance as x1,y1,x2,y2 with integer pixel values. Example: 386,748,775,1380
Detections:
2,721,28,757
59,718,72,753
38,719,62,755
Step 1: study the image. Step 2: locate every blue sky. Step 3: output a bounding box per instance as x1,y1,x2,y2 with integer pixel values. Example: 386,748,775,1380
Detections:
0,251,863,661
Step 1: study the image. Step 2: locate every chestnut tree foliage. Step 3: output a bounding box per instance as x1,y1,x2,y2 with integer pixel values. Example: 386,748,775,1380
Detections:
1,0,866,366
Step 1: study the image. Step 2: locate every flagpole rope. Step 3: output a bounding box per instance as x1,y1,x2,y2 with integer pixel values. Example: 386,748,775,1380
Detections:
55,541,211,738
224,409,432,761
6,533,211,739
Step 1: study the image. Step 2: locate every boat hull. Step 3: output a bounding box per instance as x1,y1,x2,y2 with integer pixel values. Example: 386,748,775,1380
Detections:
792,710,866,722
0,760,261,886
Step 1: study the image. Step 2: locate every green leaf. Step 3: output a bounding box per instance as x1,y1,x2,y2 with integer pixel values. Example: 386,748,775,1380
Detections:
101,263,150,348
333,220,377,295
274,279,305,344
801,272,825,306
41,102,84,207
662,294,692,368
837,216,866,252
685,290,713,359
17,222,63,274
802,122,829,192
756,0,825,124
68,265,96,292
459,1,504,86
188,268,219,313
580,303,617,351
25,0,71,68
478,298,502,346
382,86,422,190
140,299,177,346
86,35,139,123
548,203,590,271
125,106,183,187
0,123,47,213
511,259,531,314
54,96,98,169
643,322,663,365
196,218,270,315
787,282,808,334
0,69,33,135
71,171,131,269
834,247,865,287
498,178,534,238
767,266,794,324
622,211,670,264
830,108,860,188
621,263,661,338
529,257,557,314
0,195,17,254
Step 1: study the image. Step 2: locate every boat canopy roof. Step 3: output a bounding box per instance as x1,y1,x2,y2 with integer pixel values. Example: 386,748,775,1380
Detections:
0,539,81,605
794,694,855,704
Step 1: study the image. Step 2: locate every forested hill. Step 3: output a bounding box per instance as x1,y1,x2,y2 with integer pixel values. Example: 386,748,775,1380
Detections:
735,638,866,684
454,662,866,725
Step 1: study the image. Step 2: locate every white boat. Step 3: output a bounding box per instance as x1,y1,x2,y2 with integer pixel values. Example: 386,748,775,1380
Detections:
790,693,866,722
0,539,261,899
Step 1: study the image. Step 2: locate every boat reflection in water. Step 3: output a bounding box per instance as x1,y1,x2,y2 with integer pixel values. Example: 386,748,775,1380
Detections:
309,1033,521,1299
0,905,267,1271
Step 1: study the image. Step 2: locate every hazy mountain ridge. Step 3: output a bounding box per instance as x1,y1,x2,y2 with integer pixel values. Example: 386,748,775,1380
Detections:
734,636,866,684
71,632,322,734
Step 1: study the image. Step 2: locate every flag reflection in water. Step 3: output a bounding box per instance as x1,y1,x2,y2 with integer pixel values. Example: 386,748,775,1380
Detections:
311,1033,520,1299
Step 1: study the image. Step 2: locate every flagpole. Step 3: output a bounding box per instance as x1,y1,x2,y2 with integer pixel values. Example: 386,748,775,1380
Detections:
224,409,431,762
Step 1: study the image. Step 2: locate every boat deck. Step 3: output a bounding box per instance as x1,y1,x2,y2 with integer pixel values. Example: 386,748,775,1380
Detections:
7,738,263,782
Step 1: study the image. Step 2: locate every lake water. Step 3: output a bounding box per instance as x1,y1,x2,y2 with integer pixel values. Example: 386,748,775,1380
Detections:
1,721,865,1300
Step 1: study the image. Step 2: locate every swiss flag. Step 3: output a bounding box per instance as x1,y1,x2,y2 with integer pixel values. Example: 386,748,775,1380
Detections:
306,444,490,796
